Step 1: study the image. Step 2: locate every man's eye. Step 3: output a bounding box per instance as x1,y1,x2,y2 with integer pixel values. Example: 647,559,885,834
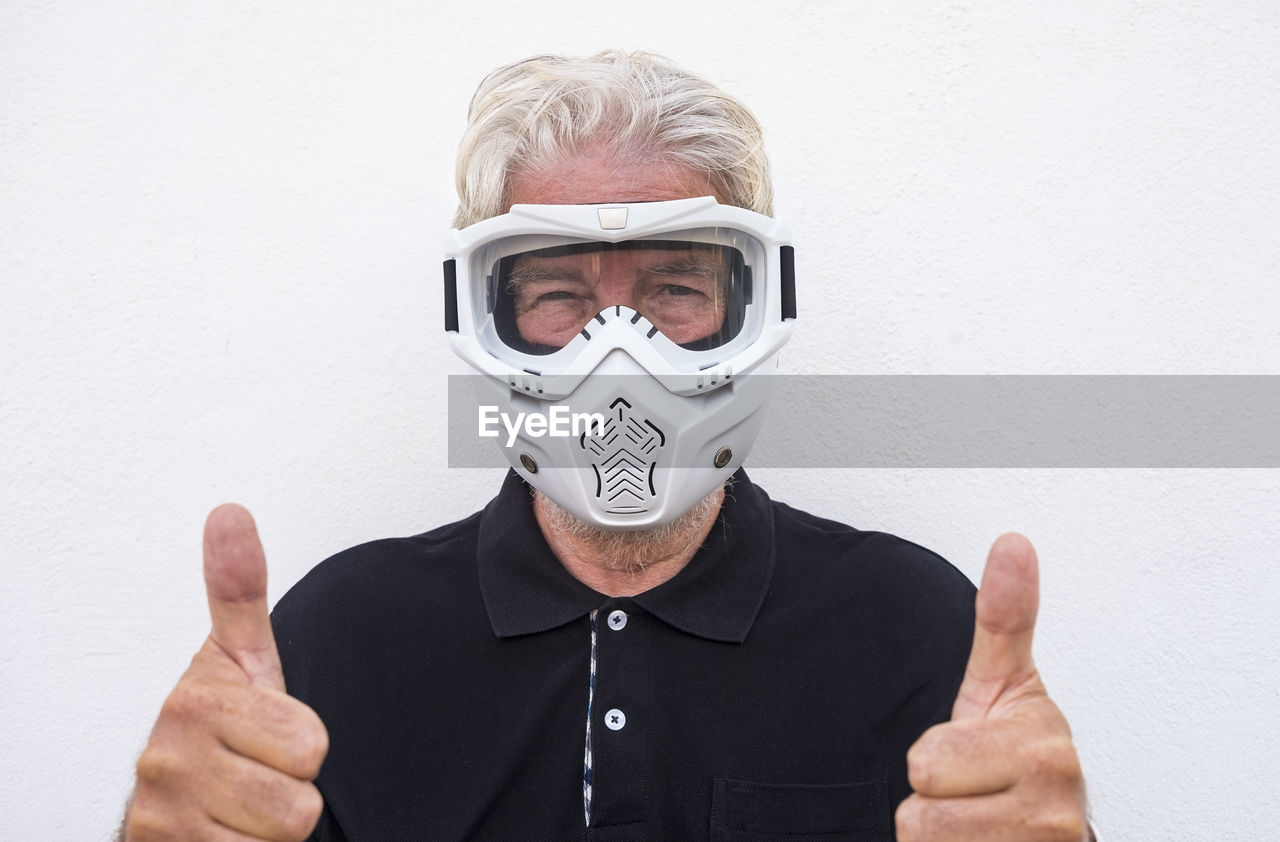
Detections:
536,290,579,303
660,284,700,297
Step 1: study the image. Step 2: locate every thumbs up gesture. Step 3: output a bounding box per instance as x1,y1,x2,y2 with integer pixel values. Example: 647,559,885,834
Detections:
896,534,1089,842
125,505,329,841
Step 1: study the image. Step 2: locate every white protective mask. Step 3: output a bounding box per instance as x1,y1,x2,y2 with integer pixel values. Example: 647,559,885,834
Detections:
444,197,795,530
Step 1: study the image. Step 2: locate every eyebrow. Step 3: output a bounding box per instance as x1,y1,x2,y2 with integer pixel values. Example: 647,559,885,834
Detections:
640,258,721,277
505,266,584,293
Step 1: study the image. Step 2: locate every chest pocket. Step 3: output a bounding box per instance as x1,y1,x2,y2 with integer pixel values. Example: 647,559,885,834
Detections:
709,778,892,841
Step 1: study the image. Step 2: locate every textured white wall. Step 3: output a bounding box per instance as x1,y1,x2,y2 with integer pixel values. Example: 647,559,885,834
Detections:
3,2,1277,839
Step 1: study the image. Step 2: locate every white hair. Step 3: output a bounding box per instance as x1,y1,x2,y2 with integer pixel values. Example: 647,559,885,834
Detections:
453,50,774,227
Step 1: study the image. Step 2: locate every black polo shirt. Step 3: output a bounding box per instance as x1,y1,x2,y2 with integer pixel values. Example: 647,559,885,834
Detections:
273,470,975,841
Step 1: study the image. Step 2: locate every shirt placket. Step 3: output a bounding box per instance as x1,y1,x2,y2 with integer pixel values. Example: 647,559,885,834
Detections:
583,598,650,840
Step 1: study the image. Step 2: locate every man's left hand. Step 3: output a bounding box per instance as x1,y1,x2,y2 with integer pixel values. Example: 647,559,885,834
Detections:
896,533,1089,842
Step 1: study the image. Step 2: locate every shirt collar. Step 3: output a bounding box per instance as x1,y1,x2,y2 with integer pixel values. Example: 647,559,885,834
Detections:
476,469,775,643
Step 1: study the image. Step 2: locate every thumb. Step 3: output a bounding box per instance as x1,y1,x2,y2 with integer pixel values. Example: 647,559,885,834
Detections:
202,503,285,691
953,532,1041,720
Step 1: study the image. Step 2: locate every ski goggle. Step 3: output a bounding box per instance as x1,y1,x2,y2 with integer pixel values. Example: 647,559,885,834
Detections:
444,197,795,378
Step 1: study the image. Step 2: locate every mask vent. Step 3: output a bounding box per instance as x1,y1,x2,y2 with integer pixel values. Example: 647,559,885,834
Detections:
581,397,666,514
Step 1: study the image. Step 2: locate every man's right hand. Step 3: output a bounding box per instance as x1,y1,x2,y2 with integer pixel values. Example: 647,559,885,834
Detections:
125,504,329,841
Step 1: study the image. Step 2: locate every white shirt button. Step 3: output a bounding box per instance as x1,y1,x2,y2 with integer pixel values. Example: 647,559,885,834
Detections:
604,708,626,730
607,609,628,631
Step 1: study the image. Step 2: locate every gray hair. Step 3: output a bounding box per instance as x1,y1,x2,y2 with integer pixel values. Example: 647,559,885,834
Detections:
453,50,773,228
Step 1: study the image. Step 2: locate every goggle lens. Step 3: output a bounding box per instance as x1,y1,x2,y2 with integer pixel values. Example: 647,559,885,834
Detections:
487,239,751,356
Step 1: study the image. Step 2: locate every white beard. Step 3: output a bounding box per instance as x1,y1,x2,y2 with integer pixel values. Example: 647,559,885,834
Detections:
533,481,729,576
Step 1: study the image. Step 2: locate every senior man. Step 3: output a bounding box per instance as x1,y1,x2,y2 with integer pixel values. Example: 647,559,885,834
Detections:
124,52,1092,841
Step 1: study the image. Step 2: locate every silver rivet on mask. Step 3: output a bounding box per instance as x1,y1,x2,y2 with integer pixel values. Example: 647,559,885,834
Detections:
713,446,733,468
520,453,538,473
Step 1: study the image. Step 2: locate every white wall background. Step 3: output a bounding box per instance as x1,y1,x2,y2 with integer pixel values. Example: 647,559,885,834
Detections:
3,1,1277,839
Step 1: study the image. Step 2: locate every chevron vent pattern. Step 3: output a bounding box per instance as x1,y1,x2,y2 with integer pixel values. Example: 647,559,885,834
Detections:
580,398,667,514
